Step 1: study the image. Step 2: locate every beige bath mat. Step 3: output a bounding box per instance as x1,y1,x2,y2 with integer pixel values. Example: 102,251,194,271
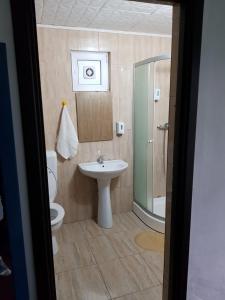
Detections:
134,230,164,252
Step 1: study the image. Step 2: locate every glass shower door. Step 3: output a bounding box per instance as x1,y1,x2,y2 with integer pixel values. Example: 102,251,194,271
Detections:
133,63,154,212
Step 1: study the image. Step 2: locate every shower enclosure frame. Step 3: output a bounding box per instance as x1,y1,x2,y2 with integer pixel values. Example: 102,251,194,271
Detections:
133,55,171,233
8,0,205,300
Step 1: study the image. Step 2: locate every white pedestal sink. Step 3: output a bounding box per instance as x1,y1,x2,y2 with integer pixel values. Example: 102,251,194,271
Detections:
78,160,128,228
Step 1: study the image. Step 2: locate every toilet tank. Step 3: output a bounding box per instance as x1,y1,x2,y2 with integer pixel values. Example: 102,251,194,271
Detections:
46,151,57,202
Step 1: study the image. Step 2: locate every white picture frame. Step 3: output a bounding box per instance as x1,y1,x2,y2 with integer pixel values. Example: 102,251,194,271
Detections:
71,51,109,92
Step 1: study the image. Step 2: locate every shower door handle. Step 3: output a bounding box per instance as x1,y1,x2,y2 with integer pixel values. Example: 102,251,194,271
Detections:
157,123,169,130
147,139,153,143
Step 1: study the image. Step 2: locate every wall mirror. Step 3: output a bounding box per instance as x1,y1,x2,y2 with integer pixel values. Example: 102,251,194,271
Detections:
75,92,113,142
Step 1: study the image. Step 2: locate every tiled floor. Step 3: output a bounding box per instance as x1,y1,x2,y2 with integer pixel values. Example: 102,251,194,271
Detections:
54,212,164,300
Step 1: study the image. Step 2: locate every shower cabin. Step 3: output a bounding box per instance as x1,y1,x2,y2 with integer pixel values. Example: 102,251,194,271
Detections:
133,55,171,233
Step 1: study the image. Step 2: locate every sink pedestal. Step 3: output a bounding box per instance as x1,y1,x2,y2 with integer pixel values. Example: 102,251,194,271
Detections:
79,160,128,229
97,178,112,228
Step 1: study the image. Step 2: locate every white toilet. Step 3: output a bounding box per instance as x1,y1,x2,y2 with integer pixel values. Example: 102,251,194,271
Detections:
46,150,65,255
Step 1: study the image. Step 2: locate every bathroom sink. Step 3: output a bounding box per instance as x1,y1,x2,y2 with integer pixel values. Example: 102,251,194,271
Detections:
78,160,128,179
78,160,128,229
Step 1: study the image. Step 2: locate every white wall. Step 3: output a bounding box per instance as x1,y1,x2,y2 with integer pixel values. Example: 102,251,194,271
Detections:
0,0,36,299
187,0,225,299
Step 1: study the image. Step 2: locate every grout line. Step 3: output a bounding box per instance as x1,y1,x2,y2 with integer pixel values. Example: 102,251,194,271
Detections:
95,264,112,300
54,261,97,276
76,221,99,266
85,230,112,299
139,252,164,285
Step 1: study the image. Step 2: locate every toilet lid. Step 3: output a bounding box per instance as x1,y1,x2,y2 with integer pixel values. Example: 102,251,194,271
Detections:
50,203,65,226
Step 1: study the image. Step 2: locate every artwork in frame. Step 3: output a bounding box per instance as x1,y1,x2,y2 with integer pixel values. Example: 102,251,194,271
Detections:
71,51,109,92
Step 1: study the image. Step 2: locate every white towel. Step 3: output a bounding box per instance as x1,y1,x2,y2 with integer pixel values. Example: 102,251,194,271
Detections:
56,106,78,159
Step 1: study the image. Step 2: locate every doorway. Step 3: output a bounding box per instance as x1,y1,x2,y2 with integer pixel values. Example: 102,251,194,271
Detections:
9,0,205,299
35,1,173,299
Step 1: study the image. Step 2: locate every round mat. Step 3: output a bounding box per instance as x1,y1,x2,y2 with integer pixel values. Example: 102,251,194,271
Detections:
134,230,164,252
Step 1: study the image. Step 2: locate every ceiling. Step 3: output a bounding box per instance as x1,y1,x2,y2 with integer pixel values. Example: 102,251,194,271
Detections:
35,0,172,35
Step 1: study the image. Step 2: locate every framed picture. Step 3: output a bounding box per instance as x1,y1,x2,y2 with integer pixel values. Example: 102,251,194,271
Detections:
71,51,109,92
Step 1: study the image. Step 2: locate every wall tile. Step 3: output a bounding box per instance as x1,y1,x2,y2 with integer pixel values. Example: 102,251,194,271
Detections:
118,34,135,65
119,65,133,130
120,187,133,213
119,130,133,188
99,32,119,65
111,187,121,214
77,30,99,51
133,35,153,63
37,27,171,222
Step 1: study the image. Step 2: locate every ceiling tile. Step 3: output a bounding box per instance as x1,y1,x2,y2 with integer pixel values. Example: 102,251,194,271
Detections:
41,0,60,24
35,0,172,35
89,0,108,8
119,1,159,14
102,0,123,9
35,0,43,23
75,0,91,5
53,0,75,25
66,4,87,26
78,7,100,27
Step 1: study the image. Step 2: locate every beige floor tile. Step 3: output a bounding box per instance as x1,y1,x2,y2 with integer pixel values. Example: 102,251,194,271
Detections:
102,214,127,235
56,266,110,300
79,219,104,239
114,285,162,300
103,213,135,232
128,212,149,230
54,239,96,273
78,212,146,238
88,235,119,264
141,251,164,283
106,231,141,258
59,222,85,243
56,271,75,300
98,258,140,298
56,213,165,299
99,255,159,299
121,255,160,290
117,212,144,232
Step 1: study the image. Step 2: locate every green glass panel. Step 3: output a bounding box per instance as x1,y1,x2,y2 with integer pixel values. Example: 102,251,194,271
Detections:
133,63,154,212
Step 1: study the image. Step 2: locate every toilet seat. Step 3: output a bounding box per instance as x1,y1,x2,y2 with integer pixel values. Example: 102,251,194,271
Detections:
50,203,65,226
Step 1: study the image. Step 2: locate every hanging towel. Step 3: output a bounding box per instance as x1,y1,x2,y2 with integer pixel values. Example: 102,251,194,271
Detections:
56,106,78,159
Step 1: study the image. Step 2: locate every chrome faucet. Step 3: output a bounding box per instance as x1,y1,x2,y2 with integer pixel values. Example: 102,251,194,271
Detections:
97,154,104,164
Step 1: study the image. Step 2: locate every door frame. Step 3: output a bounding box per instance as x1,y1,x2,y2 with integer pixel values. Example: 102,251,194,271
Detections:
10,0,56,299
0,42,29,300
9,0,204,299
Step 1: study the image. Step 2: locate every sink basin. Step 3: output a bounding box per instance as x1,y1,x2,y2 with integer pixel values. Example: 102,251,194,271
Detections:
78,160,128,179
79,160,128,229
